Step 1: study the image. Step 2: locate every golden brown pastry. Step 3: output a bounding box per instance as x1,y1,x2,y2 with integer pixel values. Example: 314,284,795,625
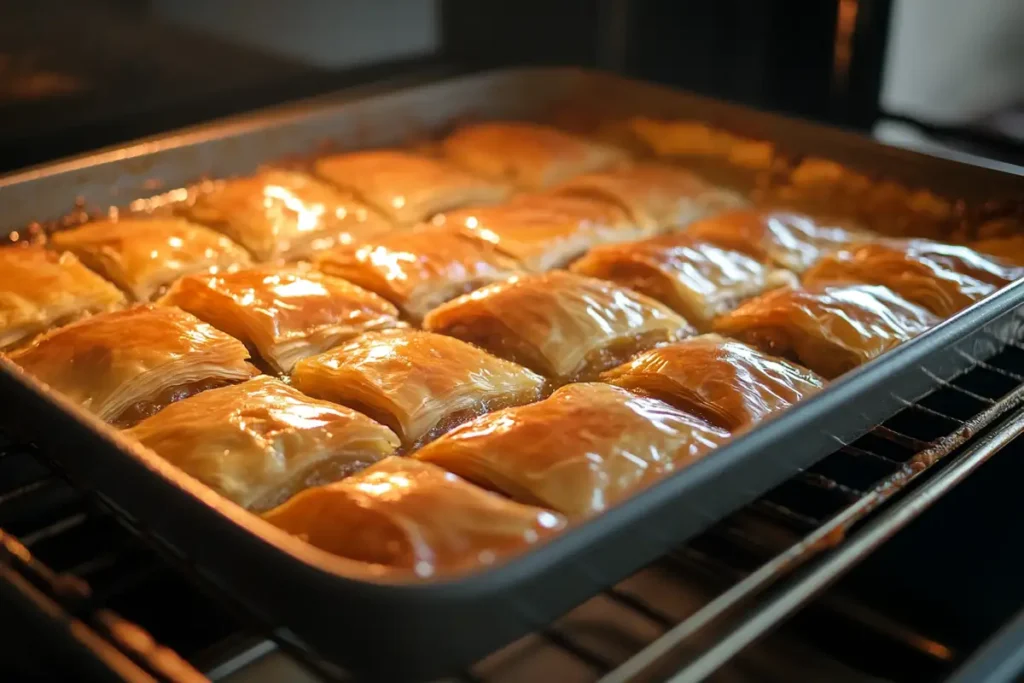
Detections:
50,218,251,301
601,334,825,431
442,121,627,189
313,149,510,225
685,210,873,273
8,305,256,425
0,246,125,350
423,271,694,382
183,168,392,262
125,376,399,512
160,266,404,374
314,224,522,322
291,329,545,449
552,162,747,234
436,193,644,272
263,457,566,576
712,284,940,379
414,383,730,520
971,235,1024,267
803,240,1023,317
570,232,797,331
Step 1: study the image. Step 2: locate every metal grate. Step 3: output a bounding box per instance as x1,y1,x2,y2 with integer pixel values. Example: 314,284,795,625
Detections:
3,340,1024,682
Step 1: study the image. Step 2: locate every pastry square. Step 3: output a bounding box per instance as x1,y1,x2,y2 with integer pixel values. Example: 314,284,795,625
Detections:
423,271,694,382
50,218,251,301
125,376,399,512
553,162,747,234
263,457,566,576
183,168,393,262
313,149,510,225
712,284,939,379
442,121,627,189
686,210,874,273
314,224,522,322
291,329,545,449
414,383,730,520
0,246,125,350
9,305,257,426
160,266,404,374
437,193,644,272
601,334,825,431
570,232,797,331
804,239,1023,316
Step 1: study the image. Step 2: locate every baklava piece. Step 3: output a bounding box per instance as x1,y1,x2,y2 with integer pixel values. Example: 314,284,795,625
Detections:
713,284,939,379
423,271,694,382
570,232,797,331
50,218,251,301
0,246,125,350
160,266,404,374
601,334,825,431
313,149,510,226
442,121,627,189
9,305,256,426
414,383,730,520
183,168,392,262
292,329,545,449
264,457,566,576
685,210,874,273
553,163,747,234
438,193,644,272
803,240,1023,317
125,376,399,512
314,224,522,322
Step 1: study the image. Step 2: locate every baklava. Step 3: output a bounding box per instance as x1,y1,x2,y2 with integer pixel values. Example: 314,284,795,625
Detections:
314,224,522,322
970,235,1024,267
50,218,251,301
570,232,797,330
313,149,510,225
423,271,694,382
183,168,392,262
160,266,404,373
437,193,644,271
291,329,545,449
442,121,627,189
713,284,940,379
8,305,256,426
125,376,399,512
414,383,730,520
601,334,825,431
0,246,125,350
264,457,566,576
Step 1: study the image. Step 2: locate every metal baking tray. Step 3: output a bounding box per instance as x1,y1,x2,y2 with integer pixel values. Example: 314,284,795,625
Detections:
1,68,1023,681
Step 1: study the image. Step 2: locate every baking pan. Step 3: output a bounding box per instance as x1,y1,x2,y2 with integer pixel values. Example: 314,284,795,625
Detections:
1,68,1023,681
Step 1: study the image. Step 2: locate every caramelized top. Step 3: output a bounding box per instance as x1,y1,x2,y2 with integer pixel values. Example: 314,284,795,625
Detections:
972,235,1024,266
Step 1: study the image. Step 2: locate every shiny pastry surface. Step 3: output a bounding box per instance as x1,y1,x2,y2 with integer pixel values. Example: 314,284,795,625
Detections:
972,235,1024,266
414,383,730,520
553,162,747,233
184,168,393,262
8,305,256,425
263,456,566,576
442,121,627,189
0,246,126,350
685,210,873,273
570,232,797,330
160,266,404,373
314,224,522,322
803,240,1022,316
125,376,399,512
291,329,545,449
713,284,940,379
436,192,643,272
314,149,510,225
423,271,694,381
601,334,825,431
50,218,251,301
